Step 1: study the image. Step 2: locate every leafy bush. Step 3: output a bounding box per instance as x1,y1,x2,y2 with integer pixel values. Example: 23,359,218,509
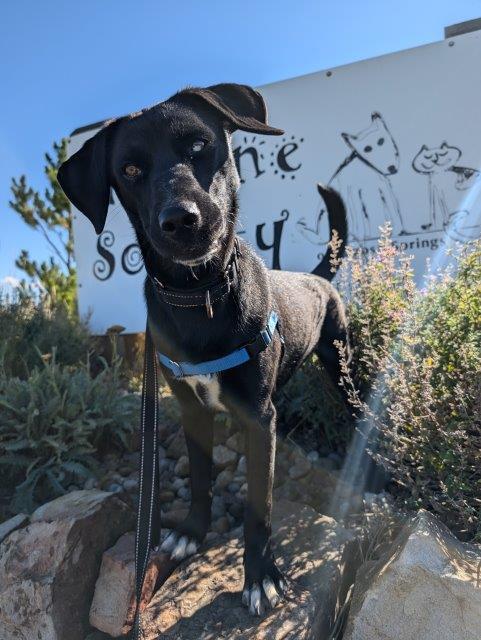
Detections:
339,229,481,539
0,293,91,379
277,355,351,453
0,354,140,514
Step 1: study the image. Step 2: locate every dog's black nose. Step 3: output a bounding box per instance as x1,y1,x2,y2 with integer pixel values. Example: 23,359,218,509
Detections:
159,206,200,235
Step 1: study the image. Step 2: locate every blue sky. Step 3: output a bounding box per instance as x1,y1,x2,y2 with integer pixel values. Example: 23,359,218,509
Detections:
1,0,480,284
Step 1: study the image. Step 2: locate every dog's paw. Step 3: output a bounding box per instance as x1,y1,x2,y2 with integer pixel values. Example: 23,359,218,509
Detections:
160,531,199,561
242,560,286,616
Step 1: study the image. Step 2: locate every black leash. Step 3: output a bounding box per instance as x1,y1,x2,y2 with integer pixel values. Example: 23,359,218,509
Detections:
132,323,161,640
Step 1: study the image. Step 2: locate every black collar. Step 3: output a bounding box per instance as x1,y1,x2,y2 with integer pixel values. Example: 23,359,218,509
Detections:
149,239,240,318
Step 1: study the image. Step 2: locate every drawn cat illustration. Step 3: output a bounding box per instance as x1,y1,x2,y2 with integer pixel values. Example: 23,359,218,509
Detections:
412,142,481,230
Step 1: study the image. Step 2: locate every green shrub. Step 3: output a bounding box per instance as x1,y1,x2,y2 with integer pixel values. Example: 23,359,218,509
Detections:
339,229,481,539
0,293,91,378
0,354,140,514
277,355,351,453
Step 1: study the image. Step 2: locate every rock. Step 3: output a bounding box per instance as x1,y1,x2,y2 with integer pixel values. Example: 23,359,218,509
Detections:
211,495,226,518
174,455,190,477
213,445,238,469
162,508,189,529
0,513,29,545
225,432,245,454
238,482,248,498
177,487,191,502
0,490,134,640
141,500,355,639
172,477,185,490
307,450,320,463
228,502,244,520
89,532,177,637
123,478,139,492
236,455,247,475
166,428,187,459
343,510,481,640
159,490,176,504
106,482,123,493
214,468,234,491
227,482,241,494
212,516,230,535
288,456,311,480
317,456,338,472
84,477,98,490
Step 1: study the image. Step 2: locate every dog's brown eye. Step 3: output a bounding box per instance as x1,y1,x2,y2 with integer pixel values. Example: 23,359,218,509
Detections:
123,164,142,179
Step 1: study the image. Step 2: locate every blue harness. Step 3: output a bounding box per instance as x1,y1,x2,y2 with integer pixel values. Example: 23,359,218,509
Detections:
158,310,279,379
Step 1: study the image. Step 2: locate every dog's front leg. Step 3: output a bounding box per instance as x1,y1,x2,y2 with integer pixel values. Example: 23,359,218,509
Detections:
161,403,214,561
242,401,285,615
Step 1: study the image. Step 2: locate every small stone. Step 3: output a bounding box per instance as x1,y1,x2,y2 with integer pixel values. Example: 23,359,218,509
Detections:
205,531,220,543
122,478,138,492
124,451,140,467
212,516,230,534
236,455,247,475
328,451,343,467
174,455,190,477
238,483,248,498
166,429,187,459
159,458,173,472
307,450,320,463
212,495,226,518
225,432,245,454
172,477,185,491
228,502,244,519
228,482,241,494
162,508,189,529
84,477,98,490
213,445,238,469
214,468,234,491
317,456,338,472
159,490,175,504
106,483,123,494
288,458,311,480
177,487,191,501
118,466,131,477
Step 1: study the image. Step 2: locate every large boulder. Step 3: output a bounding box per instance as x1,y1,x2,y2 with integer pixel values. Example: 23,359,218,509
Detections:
0,490,134,640
140,500,355,639
343,510,481,640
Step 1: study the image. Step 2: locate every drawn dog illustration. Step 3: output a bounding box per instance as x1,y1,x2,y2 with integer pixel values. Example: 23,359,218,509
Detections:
298,112,405,244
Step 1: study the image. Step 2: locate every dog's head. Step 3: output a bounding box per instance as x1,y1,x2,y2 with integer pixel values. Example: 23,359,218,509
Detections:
58,83,283,267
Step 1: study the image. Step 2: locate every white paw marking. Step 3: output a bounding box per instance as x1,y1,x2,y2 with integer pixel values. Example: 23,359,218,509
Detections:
160,532,199,561
262,576,280,608
243,577,283,615
249,583,262,616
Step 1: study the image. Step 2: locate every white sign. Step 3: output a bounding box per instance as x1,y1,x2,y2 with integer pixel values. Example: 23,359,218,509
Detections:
70,30,481,333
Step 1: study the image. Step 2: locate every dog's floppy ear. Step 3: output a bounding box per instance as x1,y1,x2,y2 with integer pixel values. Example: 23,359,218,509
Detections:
177,83,284,136
57,121,117,234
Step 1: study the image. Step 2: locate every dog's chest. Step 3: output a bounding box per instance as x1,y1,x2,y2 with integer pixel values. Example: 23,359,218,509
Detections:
183,374,227,412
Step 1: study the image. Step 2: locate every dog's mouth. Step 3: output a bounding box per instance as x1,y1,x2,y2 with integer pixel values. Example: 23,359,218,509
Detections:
147,217,226,267
173,240,222,267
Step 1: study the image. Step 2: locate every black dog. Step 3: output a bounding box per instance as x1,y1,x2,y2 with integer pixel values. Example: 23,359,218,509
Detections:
58,83,350,616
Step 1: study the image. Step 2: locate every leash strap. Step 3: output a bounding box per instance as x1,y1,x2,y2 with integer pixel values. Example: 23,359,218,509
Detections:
132,323,161,640
158,311,280,378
